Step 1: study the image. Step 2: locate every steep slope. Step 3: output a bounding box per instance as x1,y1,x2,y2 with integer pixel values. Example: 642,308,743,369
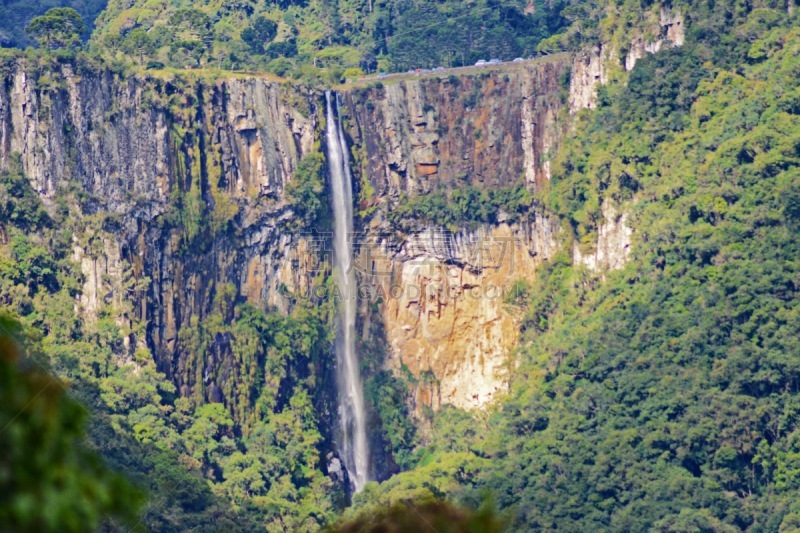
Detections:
350,5,800,532
339,61,567,414
0,58,345,528
4,0,799,529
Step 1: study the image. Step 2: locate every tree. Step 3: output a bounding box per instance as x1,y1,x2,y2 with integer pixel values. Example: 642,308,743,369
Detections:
359,52,378,74
167,8,212,66
24,8,85,50
168,8,211,40
241,16,278,54
122,29,156,65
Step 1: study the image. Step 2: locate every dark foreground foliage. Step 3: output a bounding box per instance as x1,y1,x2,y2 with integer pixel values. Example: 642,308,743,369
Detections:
330,500,504,533
0,317,142,531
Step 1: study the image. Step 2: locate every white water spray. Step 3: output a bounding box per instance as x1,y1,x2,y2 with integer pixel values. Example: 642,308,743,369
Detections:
325,91,369,492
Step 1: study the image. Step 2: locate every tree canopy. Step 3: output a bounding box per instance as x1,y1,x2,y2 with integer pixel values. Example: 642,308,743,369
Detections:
24,8,84,50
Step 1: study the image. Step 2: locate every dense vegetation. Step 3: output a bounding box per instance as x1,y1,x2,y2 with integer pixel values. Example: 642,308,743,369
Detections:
389,182,534,232
0,317,142,532
90,0,569,74
0,0,570,78
332,500,504,532
350,3,800,530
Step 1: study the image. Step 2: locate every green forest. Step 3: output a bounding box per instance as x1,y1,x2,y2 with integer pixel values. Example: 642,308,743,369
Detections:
2,0,571,79
90,0,569,74
2,0,800,531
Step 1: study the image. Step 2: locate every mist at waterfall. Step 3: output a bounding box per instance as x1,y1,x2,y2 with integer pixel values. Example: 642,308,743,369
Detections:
325,91,369,492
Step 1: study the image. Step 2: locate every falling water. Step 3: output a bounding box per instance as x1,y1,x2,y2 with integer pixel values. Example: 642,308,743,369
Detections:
325,91,369,492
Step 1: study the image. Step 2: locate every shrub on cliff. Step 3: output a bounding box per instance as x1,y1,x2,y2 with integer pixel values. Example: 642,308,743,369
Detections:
286,152,328,230
389,182,533,232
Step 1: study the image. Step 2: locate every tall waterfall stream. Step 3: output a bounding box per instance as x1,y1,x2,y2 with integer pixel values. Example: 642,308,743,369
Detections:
325,91,369,492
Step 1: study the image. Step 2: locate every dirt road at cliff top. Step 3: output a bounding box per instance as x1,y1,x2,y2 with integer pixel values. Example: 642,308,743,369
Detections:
342,52,569,89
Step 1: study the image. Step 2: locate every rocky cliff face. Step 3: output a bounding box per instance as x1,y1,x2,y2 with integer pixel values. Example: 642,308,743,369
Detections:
0,60,319,406
568,7,685,112
340,60,567,197
0,54,629,421
3,66,312,206
624,7,685,72
569,44,611,113
336,62,568,413
354,219,558,414
573,200,632,273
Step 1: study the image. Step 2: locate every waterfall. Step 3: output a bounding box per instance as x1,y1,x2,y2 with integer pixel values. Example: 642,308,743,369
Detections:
325,91,369,492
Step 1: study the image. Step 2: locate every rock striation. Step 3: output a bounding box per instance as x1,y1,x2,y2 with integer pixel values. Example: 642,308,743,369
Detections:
625,8,685,72
573,200,632,273
0,61,318,403
340,60,566,198
355,219,558,414
337,62,570,412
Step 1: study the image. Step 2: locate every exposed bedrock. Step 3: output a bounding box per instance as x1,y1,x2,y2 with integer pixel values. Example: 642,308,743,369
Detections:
0,52,636,417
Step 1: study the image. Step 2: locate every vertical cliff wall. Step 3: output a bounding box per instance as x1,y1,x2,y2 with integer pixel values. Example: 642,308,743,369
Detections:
0,60,321,411
335,61,569,413
353,220,558,413
0,55,613,421
341,60,567,200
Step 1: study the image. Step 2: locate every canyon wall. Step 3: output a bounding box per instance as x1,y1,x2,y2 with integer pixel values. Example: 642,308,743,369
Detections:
353,219,558,413
341,59,566,197
337,62,567,413
0,53,634,420
0,61,321,405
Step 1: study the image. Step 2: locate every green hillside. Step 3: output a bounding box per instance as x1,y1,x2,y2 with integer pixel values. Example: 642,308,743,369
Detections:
349,4,800,530
0,0,106,48
89,0,569,76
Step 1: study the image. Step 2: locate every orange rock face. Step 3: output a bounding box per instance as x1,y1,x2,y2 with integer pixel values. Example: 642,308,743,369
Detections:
357,220,558,415
416,163,439,175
